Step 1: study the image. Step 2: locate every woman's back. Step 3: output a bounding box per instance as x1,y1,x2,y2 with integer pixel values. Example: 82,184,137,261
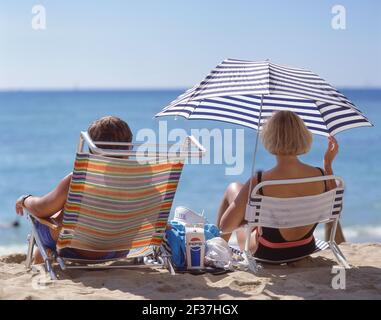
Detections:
259,160,326,241
261,162,326,198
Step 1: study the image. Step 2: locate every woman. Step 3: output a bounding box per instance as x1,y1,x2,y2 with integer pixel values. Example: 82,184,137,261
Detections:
15,116,133,263
217,110,345,262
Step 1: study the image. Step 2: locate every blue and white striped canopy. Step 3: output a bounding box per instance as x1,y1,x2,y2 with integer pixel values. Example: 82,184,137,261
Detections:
156,59,373,136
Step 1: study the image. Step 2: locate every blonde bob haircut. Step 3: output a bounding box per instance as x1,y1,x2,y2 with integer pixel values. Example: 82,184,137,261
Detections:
260,111,312,156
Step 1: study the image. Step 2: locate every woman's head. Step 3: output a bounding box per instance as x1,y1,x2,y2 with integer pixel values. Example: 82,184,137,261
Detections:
88,116,133,149
260,111,312,156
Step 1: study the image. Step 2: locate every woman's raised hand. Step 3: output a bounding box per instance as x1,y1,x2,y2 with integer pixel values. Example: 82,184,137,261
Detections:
324,135,339,166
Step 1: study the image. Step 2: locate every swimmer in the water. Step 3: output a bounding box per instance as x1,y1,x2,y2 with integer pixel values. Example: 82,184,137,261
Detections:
0,220,20,228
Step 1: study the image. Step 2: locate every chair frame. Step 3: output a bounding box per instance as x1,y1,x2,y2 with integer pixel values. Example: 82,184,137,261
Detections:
241,175,351,272
25,132,205,280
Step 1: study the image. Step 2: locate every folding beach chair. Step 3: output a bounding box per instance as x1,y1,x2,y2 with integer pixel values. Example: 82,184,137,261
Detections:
240,175,350,272
25,131,205,280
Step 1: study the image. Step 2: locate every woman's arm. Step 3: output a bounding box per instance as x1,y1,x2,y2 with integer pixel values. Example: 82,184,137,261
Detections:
324,136,339,190
323,136,346,243
219,177,257,233
15,174,72,218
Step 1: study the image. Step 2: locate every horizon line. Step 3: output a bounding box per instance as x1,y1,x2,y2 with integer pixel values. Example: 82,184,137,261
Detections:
1,86,381,92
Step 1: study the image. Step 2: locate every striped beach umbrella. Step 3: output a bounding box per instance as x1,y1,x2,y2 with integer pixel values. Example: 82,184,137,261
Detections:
156,58,373,136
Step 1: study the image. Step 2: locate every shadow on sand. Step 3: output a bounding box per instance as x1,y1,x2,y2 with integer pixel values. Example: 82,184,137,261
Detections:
252,256,381,299
57,265,252,299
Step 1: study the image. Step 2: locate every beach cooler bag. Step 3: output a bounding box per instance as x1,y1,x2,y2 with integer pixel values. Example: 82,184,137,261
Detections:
164,220,220,268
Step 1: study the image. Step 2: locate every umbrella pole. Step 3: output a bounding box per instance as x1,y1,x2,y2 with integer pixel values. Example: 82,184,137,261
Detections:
242,94,264,272
247,95,264,205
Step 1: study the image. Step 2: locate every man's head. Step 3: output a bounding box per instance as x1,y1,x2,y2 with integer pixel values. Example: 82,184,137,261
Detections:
88,116,133,150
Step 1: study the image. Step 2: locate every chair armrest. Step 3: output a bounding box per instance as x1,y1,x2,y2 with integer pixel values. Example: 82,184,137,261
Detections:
27,212,60,230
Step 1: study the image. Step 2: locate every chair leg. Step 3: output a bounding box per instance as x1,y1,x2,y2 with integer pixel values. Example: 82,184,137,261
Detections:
26,233,35,269
159,245,176,275
329,242,351,269
165,256,176,276
332,242,351,269
332,241,345,258
243,225,260,273
44,259,57,280
56,256,67,271
30,223,58,280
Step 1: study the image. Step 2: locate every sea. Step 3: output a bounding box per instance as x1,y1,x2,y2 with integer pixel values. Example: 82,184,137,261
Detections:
0,89,380,255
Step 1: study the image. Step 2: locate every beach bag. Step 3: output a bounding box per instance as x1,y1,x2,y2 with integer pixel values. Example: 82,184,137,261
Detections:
164,220,220,268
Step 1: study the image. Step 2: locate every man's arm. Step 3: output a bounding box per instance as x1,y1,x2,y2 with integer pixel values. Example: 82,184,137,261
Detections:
16,174,72,218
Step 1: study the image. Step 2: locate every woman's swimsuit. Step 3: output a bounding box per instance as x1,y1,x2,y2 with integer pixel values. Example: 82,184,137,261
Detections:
253,168,327,262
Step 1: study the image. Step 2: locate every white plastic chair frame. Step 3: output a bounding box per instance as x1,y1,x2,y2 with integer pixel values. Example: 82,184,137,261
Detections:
242,175,350,272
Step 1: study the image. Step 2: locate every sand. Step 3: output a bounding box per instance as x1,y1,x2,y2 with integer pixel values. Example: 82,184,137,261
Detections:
0,243,380,300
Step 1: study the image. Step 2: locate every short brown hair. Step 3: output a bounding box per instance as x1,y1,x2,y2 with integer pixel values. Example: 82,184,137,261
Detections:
88,116,133,149
260,111,312,156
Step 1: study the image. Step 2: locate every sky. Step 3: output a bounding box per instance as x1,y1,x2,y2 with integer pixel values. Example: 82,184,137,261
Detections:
0,0,380,89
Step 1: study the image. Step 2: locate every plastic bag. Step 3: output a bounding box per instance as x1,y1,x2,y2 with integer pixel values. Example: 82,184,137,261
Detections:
205,237,234,270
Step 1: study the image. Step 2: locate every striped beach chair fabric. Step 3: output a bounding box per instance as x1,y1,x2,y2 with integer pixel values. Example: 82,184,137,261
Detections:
57,153,183,252
26,132,204,279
